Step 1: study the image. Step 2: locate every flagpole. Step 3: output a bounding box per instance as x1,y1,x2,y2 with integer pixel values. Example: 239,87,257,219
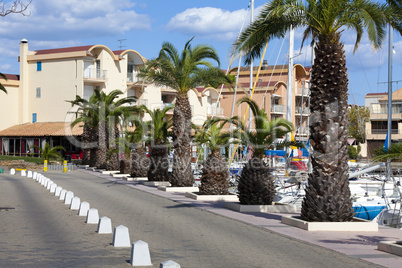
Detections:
386,24,393,184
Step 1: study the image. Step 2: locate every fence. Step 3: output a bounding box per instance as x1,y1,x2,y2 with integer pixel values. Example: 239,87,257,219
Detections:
46,163,77,171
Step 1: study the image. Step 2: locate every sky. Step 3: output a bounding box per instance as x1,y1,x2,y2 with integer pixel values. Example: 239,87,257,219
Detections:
1,0,402,106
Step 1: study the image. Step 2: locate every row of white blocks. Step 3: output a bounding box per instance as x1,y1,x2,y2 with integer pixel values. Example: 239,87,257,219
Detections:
11,168,180,267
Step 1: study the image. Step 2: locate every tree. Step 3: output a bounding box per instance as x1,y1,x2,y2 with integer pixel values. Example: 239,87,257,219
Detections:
235,98,294,205
141,105,173,181
138,37,234,187
126,116,150,178
68,89,136,169
193,118,234,195
232,0,402,221
349,106,370,144
30,142,65,162
373,143,402,161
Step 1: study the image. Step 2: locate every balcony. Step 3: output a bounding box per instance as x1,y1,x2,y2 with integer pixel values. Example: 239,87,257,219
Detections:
370,129,399,135
370,103,402,120
135,99,148,108
207,106,224,116
271,104,285,114
295,126,309,136
295,106,309,115
83,69,107,83
127,73,144,83
295,87,309,97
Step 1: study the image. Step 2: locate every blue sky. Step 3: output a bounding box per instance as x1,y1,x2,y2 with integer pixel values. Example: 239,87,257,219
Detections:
1,0,402,106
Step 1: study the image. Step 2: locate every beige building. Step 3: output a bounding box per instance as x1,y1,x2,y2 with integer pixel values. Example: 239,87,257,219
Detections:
365,90,402,157
0,40,219,156
216,61,311,142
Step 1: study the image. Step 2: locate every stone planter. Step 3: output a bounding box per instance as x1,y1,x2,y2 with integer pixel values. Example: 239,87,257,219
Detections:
111,173,130,178
224,202,297,213
281,215,378,231
185,192,239,202
101,170,119,175
125,177,148,181
142,181,171,187
378,241,402,256
158,186,199,193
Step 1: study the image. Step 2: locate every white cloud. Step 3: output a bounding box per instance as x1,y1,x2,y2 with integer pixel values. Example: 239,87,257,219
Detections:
166,5,265,41
0,0,151,40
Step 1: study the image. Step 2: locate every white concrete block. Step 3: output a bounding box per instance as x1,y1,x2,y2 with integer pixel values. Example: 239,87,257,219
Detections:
130,240,152,266
64,191,74,205
86,208,99,224
97,216,112,234
113,225,131,247
70,196,81,210
20,170,26,177
54,186,62,197
41,178,48,186
160,260,181,268
46,181,54,190
50,183,57,193
33,172,37,179
27,171,33,178
59,189,67,200
10,168,15,175
78,201,90,216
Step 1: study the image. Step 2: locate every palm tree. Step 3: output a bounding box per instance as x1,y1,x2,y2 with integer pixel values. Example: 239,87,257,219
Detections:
68,89,136,169
109,134,133,174
232,0,402,222
30,142,66,162
235,98,294,205
373,143,402,161
141,105,173,181
193,118,234,195
1,73,7,94
126,116,150,178
138,37,234,187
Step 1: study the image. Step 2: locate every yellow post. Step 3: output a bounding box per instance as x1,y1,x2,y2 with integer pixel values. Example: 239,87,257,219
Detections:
63,160,67,173
43,160,48,172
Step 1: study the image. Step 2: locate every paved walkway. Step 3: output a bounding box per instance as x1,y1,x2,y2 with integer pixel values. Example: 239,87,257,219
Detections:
1,169,401,267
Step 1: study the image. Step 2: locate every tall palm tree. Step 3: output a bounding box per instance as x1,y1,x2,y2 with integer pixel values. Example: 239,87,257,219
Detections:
1,73,7,94
141,105,173,181
193,118,234,195
30,142,66,162
235,98,294,205
232,0,402,221
138,37,234,187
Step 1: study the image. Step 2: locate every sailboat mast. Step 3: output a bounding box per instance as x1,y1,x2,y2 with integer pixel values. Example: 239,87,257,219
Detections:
387,24,393,182
286,27,294,160
249,0,254,130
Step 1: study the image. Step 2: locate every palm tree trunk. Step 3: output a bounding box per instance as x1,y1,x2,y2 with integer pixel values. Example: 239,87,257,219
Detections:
148,144,169,181
199,151,229,195
237,157,274,205
170,93,194,187
301,34,354,222
94,120,107,169
130,147,150,177
106,123,120,171
89,125,98,167
80,123,91,165
120,155,131,174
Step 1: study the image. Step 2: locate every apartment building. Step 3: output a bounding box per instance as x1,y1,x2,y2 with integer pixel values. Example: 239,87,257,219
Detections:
0,40,219,156
365,90,402,157
214,61,311,142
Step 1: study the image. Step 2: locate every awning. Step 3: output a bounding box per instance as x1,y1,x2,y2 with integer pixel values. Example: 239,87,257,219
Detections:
0,122,83,137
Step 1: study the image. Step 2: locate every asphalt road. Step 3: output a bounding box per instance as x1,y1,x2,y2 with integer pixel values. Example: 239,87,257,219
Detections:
0,170,381,267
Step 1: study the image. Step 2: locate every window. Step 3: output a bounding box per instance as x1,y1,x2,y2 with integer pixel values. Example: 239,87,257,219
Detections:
36,87,41,98
32,113,37,123
37,61,42,71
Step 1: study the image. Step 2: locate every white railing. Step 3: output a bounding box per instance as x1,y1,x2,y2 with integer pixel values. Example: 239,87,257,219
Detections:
296,87,309,96
371,103,402,114
161,103,174,109
271,105,285,113
84,69,107,80
135,99,148,107
295,106,309,115
207,106,224,115
296,126,309,135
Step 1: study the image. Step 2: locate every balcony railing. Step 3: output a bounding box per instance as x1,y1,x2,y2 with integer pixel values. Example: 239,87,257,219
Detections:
371,103,402,114
127,72,144,83
161,103,174,109
271,105,285,113
295,126,309,136
371,129,399,134
207,106,224,115
84,69,107,80
295,87,309,96
295,106,309,115
135,99,148,108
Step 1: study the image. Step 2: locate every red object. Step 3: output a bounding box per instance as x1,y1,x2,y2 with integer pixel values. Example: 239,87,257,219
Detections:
290,161,307,171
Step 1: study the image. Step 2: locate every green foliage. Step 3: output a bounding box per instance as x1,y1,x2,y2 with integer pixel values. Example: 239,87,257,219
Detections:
373,142,402,162
0,155,44,164
138,37,233,95
234,97,296,158
0,72,7,94
348,146,358,160
141,105,173,146
30,142,65,161
349,106,369,144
